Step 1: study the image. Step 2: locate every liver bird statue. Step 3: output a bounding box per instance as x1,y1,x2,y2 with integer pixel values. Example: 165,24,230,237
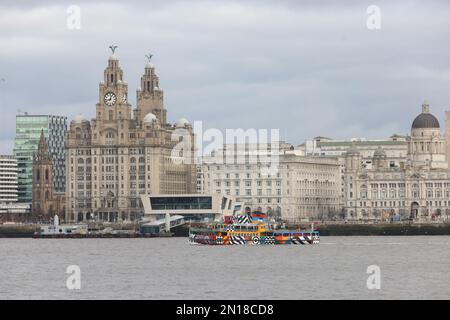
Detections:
109,45,118,54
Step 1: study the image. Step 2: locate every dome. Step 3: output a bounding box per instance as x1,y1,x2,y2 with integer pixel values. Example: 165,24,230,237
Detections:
373,147,386,158
143,113,157,123
145,63,154,69
412,113,440,129
73,114,87,124
175,118,190,128
109,54,119,61
412,102,440,129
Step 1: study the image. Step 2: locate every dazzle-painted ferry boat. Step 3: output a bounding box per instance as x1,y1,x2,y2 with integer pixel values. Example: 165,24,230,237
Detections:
189,209,319,246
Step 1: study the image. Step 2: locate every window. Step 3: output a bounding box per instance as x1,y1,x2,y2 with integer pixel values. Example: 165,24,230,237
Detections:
149,196,213,210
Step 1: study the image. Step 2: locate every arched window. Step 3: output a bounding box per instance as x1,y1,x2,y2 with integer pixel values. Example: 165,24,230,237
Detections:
45,169,49,181
360,189,367,199
36,169,40,182
412,184,420,198
75,128,82,140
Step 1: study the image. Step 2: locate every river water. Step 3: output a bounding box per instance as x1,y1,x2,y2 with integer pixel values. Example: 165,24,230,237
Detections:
0,236,449,300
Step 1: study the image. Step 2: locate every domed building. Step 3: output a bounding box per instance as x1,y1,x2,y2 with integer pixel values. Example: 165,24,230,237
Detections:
143,112,157,124
343,101,450,222
175,118,190,128
65,49,197,223
407,101,448,169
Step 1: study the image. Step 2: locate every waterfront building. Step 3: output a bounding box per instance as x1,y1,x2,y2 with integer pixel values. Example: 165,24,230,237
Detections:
0,203,31,222
32,130,65,220
407,102,448,170
301,136,409,210
0,155,18,203
13,114,67,203
140,194,235,222
65,50,197,223
302,135,408,169
199,142,341,222
343,102,450,222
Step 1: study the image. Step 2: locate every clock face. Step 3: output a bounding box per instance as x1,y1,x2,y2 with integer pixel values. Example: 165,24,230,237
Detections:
104,92,117,106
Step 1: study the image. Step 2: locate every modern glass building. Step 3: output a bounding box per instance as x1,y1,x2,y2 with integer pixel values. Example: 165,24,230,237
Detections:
13,114,67,203
140,194,235,223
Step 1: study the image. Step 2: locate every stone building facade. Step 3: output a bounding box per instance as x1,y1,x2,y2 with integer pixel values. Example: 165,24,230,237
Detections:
65,51,196,223
32,130,65,220
302,135,410,211
344,102,450,221
200,142,341,222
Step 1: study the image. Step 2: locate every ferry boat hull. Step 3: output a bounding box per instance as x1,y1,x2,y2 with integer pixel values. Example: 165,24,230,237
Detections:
188,211,320,246
189,233,320,245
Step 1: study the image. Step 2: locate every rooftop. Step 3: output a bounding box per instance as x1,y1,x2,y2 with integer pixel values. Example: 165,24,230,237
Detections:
317,140,407,147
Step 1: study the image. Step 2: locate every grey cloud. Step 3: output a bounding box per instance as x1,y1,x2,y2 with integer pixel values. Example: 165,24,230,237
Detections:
1,0,450,153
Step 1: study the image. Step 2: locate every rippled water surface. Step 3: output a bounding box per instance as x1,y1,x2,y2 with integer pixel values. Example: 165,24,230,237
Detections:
0,236,449,299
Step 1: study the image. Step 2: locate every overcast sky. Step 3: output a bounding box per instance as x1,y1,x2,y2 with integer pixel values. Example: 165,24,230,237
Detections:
1,0,450,153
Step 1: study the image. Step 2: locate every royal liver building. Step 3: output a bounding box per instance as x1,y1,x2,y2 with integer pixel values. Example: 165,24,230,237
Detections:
65,49,196,222
344,102,450,221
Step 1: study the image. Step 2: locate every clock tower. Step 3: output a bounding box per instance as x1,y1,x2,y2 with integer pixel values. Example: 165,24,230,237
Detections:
65,47,197,223
96,51,131,123
136,57,166,124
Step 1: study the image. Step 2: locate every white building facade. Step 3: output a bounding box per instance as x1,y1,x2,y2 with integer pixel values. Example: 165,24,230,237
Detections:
199,142,341,222
0,155,18,203
344,102,450,222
